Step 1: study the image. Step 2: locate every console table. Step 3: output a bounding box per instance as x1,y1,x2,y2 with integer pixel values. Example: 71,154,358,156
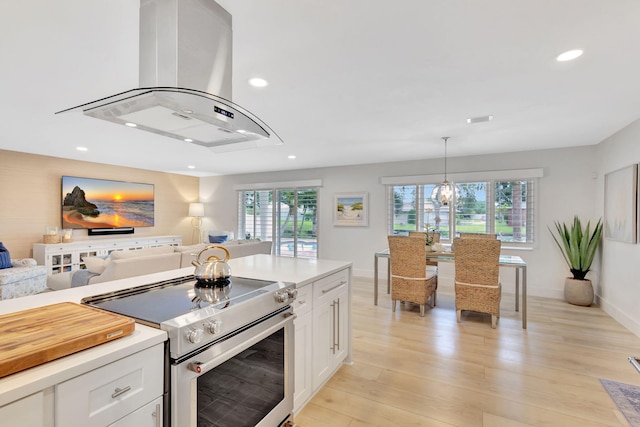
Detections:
33,235,182,276
374,249,528,329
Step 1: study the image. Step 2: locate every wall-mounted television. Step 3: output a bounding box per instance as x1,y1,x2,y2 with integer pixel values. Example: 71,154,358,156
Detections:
62,176,155,230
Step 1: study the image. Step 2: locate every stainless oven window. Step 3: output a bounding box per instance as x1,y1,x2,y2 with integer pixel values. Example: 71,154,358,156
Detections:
197,329,285,426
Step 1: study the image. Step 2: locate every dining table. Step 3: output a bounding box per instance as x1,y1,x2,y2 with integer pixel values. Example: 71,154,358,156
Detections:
373,248,528,329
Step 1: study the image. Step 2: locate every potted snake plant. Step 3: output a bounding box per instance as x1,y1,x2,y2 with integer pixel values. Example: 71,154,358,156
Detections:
549,216,603,306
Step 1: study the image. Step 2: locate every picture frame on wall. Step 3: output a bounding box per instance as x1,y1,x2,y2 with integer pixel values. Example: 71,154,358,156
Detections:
333,192,369,227
604,164,638,243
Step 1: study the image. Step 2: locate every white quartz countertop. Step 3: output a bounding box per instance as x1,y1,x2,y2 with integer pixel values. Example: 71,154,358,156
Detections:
228,254,352,287
0,254,351,406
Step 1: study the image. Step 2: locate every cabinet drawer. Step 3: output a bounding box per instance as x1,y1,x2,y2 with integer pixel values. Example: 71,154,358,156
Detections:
313,269,349,302
292,284,312,315
56,344,164,427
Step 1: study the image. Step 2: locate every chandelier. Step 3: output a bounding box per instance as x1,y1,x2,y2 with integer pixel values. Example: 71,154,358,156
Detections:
431,136,459,206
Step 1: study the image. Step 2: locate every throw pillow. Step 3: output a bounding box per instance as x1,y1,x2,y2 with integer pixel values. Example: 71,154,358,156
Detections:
209,235,228,244
11,258,37,267
82,256,109,274
0,242,12,269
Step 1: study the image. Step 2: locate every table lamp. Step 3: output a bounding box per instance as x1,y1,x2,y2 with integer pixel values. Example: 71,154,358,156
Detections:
189,202,205,244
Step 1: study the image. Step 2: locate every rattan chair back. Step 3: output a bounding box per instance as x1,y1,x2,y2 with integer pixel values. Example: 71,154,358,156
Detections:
459,233,497,239
388,235,427,278
453,237,501,286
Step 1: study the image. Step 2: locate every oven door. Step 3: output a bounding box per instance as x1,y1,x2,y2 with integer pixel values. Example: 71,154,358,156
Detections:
171,308,295,427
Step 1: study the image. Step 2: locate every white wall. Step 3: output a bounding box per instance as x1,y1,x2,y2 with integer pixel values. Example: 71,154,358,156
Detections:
595,118,640,337
200,145,598,301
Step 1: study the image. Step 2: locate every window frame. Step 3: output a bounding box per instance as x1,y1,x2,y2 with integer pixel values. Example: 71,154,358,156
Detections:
384,169,542,246
236,180,321,259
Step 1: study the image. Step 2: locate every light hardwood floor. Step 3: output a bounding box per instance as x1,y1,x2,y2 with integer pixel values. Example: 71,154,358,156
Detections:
295,277,640,426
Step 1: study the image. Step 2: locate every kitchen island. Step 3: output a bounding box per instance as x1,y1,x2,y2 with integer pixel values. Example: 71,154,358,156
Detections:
0,254,352,426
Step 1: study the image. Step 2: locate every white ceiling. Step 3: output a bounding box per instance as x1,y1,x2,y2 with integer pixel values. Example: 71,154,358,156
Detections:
1,0,640,177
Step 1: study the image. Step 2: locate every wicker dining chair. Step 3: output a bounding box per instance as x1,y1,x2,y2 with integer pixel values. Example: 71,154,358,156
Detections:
387,235,437,316
453,237,502,328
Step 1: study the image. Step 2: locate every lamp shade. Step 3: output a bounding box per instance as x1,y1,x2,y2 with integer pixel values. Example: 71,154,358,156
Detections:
188,202,205,217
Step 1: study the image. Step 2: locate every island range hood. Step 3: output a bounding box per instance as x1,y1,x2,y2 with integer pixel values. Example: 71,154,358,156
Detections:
56,0,283,153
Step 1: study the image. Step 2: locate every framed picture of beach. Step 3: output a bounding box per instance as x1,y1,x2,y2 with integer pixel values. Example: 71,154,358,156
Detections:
334,192,369,227
604,164,637,243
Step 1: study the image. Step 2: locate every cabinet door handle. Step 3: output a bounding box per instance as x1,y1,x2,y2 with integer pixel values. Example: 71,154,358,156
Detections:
153,403,161,427
336,297,340,352
111,386,132,398
321,280,347,294
330,301,336,354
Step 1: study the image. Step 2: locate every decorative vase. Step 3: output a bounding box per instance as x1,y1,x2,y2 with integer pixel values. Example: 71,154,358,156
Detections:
564,278,594,306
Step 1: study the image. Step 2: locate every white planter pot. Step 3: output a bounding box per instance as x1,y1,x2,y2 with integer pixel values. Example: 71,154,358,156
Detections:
564,278,594,306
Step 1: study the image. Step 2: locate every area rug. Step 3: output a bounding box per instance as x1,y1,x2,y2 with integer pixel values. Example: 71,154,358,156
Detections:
600,378,640,426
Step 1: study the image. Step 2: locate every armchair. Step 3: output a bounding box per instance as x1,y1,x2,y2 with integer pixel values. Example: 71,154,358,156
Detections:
0,259,47,300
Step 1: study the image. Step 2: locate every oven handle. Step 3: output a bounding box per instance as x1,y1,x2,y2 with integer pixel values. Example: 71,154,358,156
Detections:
186,311,296,375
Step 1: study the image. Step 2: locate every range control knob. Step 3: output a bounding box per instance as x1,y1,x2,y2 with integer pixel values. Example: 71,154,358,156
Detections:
186,328,204,344
205,320,222,335
286,288,298,300
274,290,289,303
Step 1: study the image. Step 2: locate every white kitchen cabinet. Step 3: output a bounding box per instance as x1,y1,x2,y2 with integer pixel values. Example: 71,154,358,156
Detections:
311,268,349,391
292,267,350,413
56,344,164,427
109,396,162,427
33,235,181,276
293,283,313,411
0,388,53,427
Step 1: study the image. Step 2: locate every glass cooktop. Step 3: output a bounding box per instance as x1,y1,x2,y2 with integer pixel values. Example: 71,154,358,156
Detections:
81,276,273,326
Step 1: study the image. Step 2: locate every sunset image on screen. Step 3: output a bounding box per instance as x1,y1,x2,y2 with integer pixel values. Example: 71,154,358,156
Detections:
62,176,155,229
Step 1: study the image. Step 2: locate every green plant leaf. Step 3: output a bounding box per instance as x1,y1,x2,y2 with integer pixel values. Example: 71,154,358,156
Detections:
548,216,602,279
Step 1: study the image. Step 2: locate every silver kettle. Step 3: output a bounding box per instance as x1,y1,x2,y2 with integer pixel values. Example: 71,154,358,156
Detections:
192,245,232,284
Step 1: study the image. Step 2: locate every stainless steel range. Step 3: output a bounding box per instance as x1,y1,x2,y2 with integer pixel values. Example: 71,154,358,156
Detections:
82,275,297,427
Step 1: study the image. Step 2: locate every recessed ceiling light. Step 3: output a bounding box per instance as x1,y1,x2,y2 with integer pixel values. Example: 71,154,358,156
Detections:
288,155,296,159
76,146,88,151
467,115,493,124
125,122,137,127
182,109,194,114
184,138,193,142
249,78,268,87
556,49,583,62
187,165,196,169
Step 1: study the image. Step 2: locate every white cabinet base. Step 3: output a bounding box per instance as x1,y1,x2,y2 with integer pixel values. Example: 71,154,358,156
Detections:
294,267,351,413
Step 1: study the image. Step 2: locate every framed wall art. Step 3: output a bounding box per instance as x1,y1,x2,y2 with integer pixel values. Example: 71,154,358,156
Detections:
333,192,369,227
604,164,638,243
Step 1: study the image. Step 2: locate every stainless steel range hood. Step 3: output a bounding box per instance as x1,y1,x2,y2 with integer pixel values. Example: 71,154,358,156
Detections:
56,0,283,153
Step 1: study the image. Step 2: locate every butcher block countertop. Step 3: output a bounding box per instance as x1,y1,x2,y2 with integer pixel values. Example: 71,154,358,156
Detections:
0,255,351,408
0,302,135,378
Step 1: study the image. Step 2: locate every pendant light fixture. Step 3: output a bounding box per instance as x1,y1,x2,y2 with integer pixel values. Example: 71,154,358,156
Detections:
431,136,459,206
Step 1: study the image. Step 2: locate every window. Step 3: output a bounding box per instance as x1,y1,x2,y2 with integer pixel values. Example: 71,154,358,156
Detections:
238,186,319,259
387,176,536,244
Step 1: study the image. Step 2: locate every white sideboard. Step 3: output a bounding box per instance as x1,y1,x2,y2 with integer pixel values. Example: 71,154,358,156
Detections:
33,235,182,276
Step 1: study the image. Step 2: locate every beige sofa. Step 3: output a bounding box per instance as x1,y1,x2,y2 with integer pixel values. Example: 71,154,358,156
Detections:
176,240,273,268
47,240,273,291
